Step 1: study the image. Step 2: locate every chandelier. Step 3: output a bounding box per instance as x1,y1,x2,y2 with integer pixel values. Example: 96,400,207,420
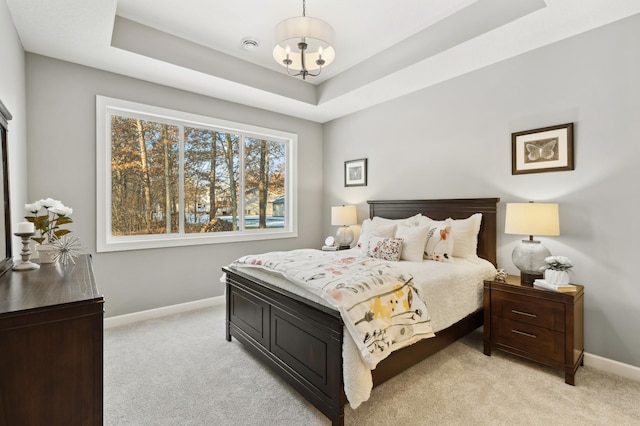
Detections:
272,0,335,80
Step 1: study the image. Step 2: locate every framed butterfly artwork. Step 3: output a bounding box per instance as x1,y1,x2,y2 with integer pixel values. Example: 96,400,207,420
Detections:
511,123,574,175
345,158,368,187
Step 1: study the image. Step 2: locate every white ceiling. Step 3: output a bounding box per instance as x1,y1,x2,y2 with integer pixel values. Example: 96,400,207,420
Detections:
6,0,640,123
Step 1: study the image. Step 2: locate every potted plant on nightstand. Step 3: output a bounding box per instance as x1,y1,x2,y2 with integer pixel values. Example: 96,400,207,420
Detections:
541,255,573,285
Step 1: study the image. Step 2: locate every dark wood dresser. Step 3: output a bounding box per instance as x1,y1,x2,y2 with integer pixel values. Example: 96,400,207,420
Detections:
483,274,584,385
0,255,104,425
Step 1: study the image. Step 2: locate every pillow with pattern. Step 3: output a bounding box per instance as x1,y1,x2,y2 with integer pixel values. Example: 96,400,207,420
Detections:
357,221,397,255
424,220,454,262
367,236,403,262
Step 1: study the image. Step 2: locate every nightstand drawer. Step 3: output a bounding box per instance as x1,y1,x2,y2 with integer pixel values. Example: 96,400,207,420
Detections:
492,317,565,363
492,291,565,332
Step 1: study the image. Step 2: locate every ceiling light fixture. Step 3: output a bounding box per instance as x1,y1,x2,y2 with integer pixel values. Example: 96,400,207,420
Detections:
272,0,335,80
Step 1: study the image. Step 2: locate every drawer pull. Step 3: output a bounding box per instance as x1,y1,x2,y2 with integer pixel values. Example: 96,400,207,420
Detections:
512,309,537,318
512,329,537,338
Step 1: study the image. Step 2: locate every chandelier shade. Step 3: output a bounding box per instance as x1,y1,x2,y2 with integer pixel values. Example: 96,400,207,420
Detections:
273,1,335,79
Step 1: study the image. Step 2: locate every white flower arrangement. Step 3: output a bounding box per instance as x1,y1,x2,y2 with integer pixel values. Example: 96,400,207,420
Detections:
24,198,73,244
541,255,573,271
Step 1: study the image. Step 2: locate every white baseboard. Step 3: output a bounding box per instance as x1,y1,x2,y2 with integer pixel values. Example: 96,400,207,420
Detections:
584,352,640,382
104,296,224,329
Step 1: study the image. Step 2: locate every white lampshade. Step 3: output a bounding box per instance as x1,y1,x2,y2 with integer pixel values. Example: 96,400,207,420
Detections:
505,202,560,284
505,203,559,237
331,205,357,226
331,205,357,248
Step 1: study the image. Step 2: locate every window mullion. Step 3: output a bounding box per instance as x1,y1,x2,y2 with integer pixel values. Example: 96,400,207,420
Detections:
178,124,185,234
238,134,245,232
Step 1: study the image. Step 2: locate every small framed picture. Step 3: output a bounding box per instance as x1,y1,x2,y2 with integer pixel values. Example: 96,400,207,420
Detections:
344,158,367,187
512,123,574,175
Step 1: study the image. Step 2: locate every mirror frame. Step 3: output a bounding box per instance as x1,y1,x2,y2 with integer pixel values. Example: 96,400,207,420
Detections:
0,99,13,276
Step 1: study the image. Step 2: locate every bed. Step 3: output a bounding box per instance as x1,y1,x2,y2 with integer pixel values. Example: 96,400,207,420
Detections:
223,198,499,425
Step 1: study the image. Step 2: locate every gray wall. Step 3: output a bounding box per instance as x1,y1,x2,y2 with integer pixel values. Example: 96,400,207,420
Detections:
0,0,28,257
25,54,323,317
323,14,640,367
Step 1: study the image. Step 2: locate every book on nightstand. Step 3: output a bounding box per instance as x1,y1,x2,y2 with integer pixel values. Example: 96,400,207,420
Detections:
533,279,577,292
322,245,338,251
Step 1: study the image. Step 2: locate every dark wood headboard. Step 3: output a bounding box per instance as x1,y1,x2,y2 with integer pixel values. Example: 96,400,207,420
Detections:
368,198,499,266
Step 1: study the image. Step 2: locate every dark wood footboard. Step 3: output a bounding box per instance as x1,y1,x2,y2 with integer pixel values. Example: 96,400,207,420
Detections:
225,267,347,425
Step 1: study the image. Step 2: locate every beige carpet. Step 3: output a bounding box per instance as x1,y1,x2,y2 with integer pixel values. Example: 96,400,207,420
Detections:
104,305,640,425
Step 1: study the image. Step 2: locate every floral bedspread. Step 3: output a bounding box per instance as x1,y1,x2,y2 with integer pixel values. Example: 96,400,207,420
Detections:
232,249,434,369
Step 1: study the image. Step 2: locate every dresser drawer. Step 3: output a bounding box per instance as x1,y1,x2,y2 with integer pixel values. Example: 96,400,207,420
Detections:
492,290,565,332
492,317,565,363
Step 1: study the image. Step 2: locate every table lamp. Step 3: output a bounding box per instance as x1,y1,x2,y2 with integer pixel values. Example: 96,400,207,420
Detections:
331,205,357,249
505,202,559,284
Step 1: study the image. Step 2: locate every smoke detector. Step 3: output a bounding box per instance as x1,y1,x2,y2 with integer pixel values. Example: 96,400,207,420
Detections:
242,38,259,51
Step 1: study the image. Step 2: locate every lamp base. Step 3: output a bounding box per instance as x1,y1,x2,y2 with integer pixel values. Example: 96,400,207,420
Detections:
519,272,542,286
335,226,354,249
512,239,551,285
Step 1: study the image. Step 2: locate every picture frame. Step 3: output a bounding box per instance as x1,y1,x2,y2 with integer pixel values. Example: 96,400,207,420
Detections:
512,123,574,175
344,158,367,187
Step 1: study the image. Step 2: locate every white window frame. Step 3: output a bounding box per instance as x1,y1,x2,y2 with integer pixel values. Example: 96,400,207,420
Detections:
96,96,298,252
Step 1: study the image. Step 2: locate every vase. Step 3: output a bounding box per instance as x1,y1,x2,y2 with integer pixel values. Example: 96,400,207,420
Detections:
544,269,570,285
36,243,58,264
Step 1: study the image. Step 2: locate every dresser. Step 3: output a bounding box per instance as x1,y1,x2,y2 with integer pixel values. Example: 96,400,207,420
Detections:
0,255,104,425
483,275,584,385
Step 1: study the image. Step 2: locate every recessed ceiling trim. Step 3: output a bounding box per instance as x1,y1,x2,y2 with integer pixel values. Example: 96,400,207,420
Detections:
317,0,546,104
112,16,317,105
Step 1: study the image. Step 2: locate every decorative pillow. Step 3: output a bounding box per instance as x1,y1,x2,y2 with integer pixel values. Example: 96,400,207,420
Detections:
424,220,454,262
367,237,403,262
395,224,430,262
449,213,482,260
357,219,397,254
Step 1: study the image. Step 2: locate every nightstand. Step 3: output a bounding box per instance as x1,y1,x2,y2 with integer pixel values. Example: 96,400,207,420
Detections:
483,275,584,385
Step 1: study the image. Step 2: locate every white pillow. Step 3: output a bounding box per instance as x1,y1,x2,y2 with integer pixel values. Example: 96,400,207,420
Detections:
355,218,372,249
424,220,454,262
449,213,482,260
395,224,430,262
372,213,422,227
356,215,419,251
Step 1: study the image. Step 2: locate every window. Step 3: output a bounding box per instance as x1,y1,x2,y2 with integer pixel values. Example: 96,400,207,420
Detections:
96,96,297,252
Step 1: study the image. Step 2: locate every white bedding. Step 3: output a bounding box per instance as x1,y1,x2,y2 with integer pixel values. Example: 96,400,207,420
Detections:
227,248,496,409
